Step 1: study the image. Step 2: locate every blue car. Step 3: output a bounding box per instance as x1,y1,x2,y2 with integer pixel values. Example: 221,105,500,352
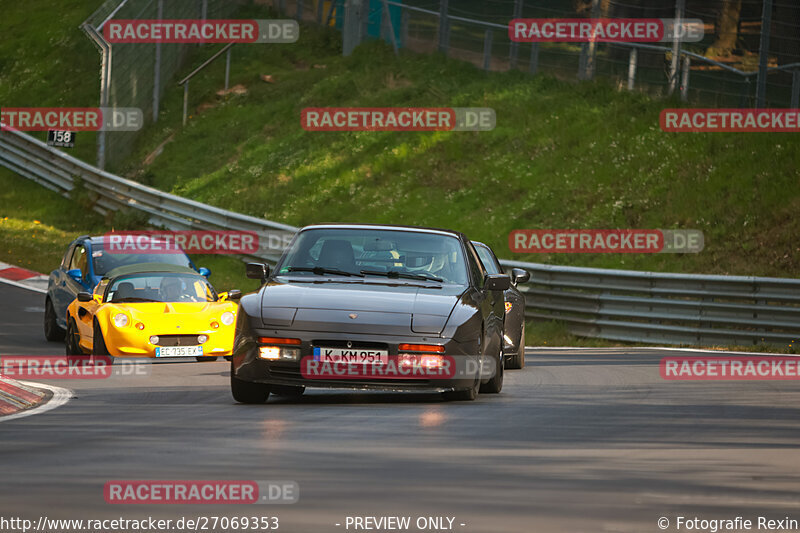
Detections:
43,235,210,341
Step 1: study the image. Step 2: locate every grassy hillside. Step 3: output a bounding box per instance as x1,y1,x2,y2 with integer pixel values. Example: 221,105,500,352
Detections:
114,12,798,277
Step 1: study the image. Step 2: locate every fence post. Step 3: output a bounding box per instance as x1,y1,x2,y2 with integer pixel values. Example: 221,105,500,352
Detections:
224,46,231,90
579,0,600,80
627,47,637,90
278,0,286,15
792,70,800,108
153,0,164,122
438,0,449,55
401,10,409,47
740,76,752,107
669,0,685,95
756,0,773,107
529,43,538,74
680,55,690,101
509,0,523,69
317,0,324,24
296,0,304,20
182,82,189,126
382,0,399,55
343,0,364,56
483,30,493,71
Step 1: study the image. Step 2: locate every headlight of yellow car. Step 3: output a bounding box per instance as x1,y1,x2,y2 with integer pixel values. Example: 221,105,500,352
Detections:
221,311,235,326
113,313,129,328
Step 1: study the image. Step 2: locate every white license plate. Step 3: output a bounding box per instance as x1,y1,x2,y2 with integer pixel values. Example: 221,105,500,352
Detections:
155,345,203,357
313,347,388,365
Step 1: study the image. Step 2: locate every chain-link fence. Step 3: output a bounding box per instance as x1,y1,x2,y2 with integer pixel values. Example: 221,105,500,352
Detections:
81,0,247,169
277,0,800,108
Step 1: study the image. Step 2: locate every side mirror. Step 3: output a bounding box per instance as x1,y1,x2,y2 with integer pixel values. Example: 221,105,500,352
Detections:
198,267,211,278
484,274,511,292
67,268,83,282
227,289,242,300
246,262,270,281
77,292,93,302
511,268,530,286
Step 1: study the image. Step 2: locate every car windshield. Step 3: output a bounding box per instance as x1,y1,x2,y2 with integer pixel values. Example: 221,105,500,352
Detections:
90,239,192,277
276,228,469,285
106,273,217,303
474,244,501,275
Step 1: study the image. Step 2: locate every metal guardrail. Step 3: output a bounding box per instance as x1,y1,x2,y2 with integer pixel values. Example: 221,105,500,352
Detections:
1,126,798,348
0,127,296,264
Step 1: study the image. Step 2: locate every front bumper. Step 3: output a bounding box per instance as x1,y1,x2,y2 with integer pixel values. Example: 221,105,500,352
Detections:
232,330,481,392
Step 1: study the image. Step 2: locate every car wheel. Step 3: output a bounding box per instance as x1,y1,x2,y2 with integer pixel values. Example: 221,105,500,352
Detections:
271,385,305,397
480,350,504,394
231,365,270,404
65,317,82,356
505,323,525,370
45,298,66,342
224,356,232,361
195,356,219,362
92,321,110,356
443,379,478,401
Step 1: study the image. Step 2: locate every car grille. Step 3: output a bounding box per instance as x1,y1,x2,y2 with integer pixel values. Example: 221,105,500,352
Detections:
155,334,202,347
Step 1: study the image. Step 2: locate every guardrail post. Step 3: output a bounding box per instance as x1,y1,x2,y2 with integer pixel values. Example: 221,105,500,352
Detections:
627,47,637,90
579,0,600,80
278,0,286,14
529,43,538,74
792,70,800,108
182,82,189,126
680,55,690,101
296,0,304,20
343,0,364,56
482,30,493,71
509,0,523,69
438,0,449,55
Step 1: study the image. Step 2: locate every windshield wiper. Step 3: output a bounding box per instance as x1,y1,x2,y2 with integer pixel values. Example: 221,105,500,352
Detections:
360,269,443,282
287,266,364,277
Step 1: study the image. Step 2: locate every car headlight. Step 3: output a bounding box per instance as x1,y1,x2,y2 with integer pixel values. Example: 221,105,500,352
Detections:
113,313,129,327
221,311,235,326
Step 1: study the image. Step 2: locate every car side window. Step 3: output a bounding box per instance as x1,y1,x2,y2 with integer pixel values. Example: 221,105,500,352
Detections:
70,245,87,274
61,245,75,270
465,244,485,289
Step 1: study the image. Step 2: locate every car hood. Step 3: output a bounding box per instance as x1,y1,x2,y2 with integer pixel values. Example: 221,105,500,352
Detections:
259,279,464,336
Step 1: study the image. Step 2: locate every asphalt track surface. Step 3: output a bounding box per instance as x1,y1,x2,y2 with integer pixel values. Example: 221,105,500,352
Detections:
2,282,800,533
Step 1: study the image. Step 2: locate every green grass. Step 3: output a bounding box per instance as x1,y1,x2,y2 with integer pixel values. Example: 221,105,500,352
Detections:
115,15,799,278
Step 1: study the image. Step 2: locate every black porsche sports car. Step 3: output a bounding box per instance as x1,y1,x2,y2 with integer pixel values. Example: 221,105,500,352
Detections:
471,241,530,369
230,224,511,403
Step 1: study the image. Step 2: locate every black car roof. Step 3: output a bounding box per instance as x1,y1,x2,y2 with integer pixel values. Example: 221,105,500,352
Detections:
104,263,199,280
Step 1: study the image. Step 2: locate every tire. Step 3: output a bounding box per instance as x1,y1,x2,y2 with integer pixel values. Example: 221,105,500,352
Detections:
505,323,525,370
271,385,305,397
480,350,504,394
224,356,232,362
45,298,66,342
231,369,270,404
65,317,83,356
195,356,219,362
443,380,478,401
